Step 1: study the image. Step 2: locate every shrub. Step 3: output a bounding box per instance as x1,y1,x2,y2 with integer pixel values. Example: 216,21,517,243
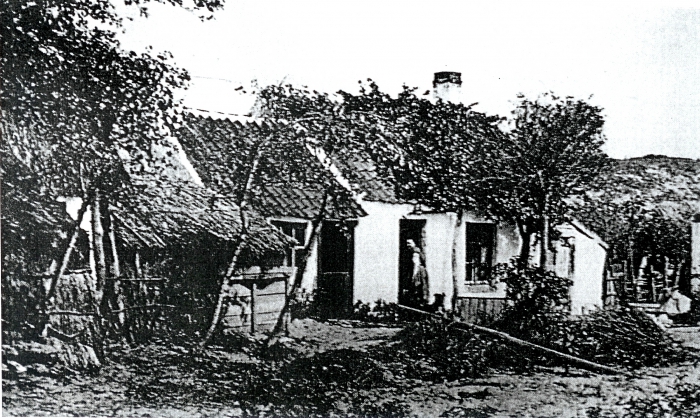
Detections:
494,264,572,344
392,318,491,381
288,288,319,320
239,348,391,416
493,264,686,369
567,308,686,367
351,299,401,324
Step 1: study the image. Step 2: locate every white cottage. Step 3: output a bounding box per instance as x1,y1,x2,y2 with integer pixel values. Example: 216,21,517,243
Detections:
316,151,609,319
175,73,610,320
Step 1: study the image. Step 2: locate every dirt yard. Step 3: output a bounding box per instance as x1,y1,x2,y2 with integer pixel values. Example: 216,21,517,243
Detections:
3,319,699,417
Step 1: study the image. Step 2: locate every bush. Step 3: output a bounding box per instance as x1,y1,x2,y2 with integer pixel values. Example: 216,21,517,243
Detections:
501,264,572,315
565,308,686,368
392,318,491,381
239,317,517,416
239,348,392,416
288,289,319,320
494,264,572,344
493,264,686,369
351,299,401,324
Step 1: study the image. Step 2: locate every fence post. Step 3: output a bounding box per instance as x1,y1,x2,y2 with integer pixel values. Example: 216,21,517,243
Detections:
284,275,289,335
250,282,256,334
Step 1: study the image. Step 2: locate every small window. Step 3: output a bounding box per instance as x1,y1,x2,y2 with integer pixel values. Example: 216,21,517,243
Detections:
466,223,496,283
271,221,308,268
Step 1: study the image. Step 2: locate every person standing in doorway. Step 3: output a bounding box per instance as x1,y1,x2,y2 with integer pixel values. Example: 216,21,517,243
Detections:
407,239,429,307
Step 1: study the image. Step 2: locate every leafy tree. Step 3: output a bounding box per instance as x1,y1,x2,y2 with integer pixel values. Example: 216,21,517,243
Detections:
1,0,224,341
255,84,609,310
471,93,610,266
338,82,506,211
338,81,506,308
255,82,506,310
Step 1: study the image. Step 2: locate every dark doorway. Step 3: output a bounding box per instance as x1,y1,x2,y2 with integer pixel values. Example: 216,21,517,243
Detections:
399,219,427,306
466,223,496,283
317,221,355,318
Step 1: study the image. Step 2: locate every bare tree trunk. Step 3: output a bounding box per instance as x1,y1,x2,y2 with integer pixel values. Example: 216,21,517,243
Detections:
134,252,143,278
537,174,550,269
198,139,267,349
540,214,550,269
40,196,90,336
198,229,249,349
517,222,531,268
108,213,120,278
92,188,108,303
267,189,330,345
451,209,464,311
90,188,108,360
627,239,636,301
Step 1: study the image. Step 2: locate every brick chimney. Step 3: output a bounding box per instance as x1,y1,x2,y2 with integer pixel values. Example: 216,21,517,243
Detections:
433,71,462,103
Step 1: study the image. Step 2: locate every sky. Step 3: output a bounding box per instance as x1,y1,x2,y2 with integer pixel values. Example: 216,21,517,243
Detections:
117,0,700,159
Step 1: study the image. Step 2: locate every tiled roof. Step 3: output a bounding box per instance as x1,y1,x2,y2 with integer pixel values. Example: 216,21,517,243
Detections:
256,184,364,220
330,150,402,204
177,113,366,220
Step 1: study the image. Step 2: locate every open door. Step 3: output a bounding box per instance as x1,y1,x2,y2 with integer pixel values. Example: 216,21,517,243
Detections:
317,221,355,318
399,219,427,306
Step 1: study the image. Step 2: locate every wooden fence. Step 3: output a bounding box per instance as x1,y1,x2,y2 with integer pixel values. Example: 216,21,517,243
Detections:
44,270,171,343
44,269,292,342
221,272,290,334
103,277,172,343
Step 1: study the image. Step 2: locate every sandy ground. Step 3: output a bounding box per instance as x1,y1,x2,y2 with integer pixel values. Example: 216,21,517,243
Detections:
3,320,699,417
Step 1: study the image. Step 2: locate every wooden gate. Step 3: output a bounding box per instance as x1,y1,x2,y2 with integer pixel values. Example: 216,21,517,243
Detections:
221,272,290,334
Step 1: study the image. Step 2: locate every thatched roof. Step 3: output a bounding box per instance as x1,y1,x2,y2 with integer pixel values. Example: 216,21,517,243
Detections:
111,180,293,263
1,144,72,247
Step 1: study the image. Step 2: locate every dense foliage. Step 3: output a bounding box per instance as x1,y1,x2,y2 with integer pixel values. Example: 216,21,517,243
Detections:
339,82,507,211
477,93,609,263
1,0,227,346
260,84,610,267
494,264,685,368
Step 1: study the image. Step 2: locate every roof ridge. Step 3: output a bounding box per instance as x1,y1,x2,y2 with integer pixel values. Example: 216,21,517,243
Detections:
183,108,289,129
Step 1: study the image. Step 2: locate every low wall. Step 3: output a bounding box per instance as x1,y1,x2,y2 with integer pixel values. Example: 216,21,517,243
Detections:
455,295,506,325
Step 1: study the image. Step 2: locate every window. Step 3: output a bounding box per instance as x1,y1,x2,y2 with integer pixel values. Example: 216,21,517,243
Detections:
270,221,308,268
466,223,496,283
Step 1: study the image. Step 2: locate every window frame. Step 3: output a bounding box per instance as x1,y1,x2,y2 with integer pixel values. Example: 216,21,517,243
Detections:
465,222,497,285
269,219,309,269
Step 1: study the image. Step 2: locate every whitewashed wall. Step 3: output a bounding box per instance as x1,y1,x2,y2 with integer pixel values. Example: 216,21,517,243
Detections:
352,204,518,308
287,201,605,315
569,227,607,314
554,222,608,314
352,201,471,307
352,201,414,305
